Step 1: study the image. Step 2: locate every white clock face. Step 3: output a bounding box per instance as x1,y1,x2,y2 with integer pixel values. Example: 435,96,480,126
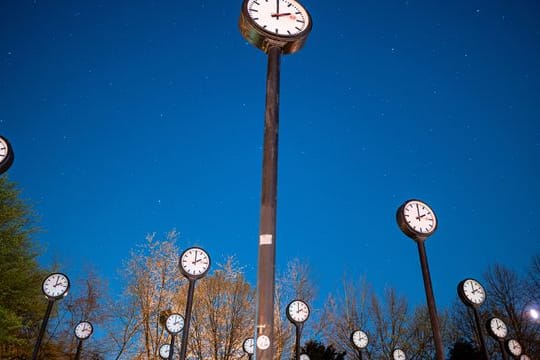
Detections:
246,0,310,37
74,321,93,340
461,279,486,306
256,335,270,350
287,300,310,323
507,339,522,356
0,137,9,163
243,338,255,354
180,247,210,278
300,354,310,360
393,349,406,360
351,330,368,349
159,344,170,359
42,273,70,299
165,313,184,334
519,355,530,360
402,200,437,235
489,317,508,339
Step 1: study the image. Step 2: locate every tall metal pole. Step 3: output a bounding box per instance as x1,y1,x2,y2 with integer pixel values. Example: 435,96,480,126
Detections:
255,45,281,360
498,340,509,360
169,335,176,360
416,241,445,360
472,308,490,360
179,280,196,360
357,349,363,360
295,325,301,360
73,340,83,360
32,299,54,360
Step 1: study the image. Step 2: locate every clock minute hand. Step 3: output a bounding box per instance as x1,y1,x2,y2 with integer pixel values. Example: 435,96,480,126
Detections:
271,13,291,18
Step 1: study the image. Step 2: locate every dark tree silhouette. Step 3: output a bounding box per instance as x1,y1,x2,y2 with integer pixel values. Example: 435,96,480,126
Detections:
448,339,483,360
301,340,346,360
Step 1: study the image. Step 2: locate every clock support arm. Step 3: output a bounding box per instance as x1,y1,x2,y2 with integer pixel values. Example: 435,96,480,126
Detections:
32,299,54,360
472,308,490,360
74,340,83,360
179,280,196,360
498,339,509,360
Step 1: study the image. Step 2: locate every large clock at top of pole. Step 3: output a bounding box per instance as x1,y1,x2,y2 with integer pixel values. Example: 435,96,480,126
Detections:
239,0,312,54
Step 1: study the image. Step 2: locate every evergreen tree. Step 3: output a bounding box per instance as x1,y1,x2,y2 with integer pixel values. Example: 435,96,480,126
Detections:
301,340,346,360
448,340,483,360
0,177,45,357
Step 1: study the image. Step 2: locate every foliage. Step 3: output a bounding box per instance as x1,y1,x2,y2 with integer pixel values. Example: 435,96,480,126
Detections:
447,339,483,360
301,340,346,360
0,176,46,357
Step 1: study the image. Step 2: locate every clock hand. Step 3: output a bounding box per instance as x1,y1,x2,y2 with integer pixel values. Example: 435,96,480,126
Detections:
276,0,280,18
271,12,292,18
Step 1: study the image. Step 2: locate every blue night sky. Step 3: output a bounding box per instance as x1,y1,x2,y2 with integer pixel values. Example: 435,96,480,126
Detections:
1,0,539,311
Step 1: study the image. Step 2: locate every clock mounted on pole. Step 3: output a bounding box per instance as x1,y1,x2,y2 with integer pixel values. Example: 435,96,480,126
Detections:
238,2,312,360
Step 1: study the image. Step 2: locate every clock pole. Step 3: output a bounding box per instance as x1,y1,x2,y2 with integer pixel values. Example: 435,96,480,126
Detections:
31,299,54,360
74,340,83,360
471,307,490,360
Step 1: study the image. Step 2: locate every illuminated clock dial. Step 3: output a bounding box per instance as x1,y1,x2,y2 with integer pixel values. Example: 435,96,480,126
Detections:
519,355,530,360
505,339,522,357
300,354,310,360
179,247,211,279
458,278,486,307
397,199,438,240
351,330,368,349
257,335,270,350
42,272,70,299
165,313,184,334
0,136,14,174
486,317,508,339
286,299,310,323
243,338,255,355
246,0,310,37
159,344,170,359
393,349,406,360
74,321,93,340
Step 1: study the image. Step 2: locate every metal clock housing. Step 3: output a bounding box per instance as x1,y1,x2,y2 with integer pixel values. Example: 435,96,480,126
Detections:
505,339,522,357
0,136,14,174
486,317,508,339
393,348,406,360
165,313,184,334
74,321,93,340
179,247,211,279
350,330,368,349
42,272,70,299
243,337,255,355
286,299,310,323
239,0,312,54
396,199,438,241
458,278,486,307
159,344,170,359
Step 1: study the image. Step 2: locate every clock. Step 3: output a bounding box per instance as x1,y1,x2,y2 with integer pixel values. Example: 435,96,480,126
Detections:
159,344,170,359
486,317,508,339
179,247,211,279
393,349,406,360
0,135,14,174
396,199,438,240
505,339,522,357
257,334,270,350
74,321,93,340
458,278,486,307
165,313,184,334
286,299,310,323
299,354,310,360
350,330,368,349
243,337,255,355
519,355,530,360
239,0,312,54
42,272,70,299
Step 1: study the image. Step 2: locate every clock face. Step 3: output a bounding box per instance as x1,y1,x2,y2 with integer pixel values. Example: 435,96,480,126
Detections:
0,137,10,163
179,247,210,279
0,136,14,174
300,354,310,360
256,335,270,350
519,355,530,360
246,0,310,37
393,349,406,360
459,279,486,306
286,300,310,323
400,199,437,236
74,321,93,340
351,330,368,349
243,338,255,355
42,272,70,299
506,339,522,357
488,317,508,339
159,344,170,359
165,313,184,334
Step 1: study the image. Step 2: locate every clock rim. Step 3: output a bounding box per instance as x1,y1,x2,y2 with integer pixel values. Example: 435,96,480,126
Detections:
286,299,310,324
396,199,438,241
74,320,93,340
159,344,170,359
485,317,507,339
299,353,310,360
179,246,211,279
350,329,369,349
505,339,522,356
165,313,185,334
243,337,255,354
0,135,14,174
392,348,406,360
42,272,70,300
457,278,486,308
